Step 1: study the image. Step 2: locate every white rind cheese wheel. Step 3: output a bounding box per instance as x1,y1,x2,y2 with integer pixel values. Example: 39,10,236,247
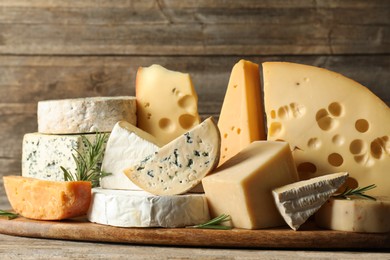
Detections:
22,133,106,181
87,188,210,228
315,197,390,233
263,62,390,196
38,96,137,134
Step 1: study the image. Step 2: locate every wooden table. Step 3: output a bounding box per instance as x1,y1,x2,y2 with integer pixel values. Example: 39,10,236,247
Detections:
1,233,389,259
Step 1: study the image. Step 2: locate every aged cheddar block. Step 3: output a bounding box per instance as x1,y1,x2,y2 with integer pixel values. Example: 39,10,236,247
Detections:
3,176,91,220
100,121,162,190
124,117,220,195
22,133,106,181
38,96,136,134
263,62,390,196
272,172,348,230
218,59,265,166
136,64,200,145
315,197,390,233
202,141,299,229
87,188,210,227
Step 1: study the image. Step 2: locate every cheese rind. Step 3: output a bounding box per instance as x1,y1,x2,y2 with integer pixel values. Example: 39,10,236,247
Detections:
315,197,390,233
22,133,106,181
218,59,265,166
87,188,210,228
136,64,200,145
100,121,162,190
202,141,299,229
124,117,220,196
263,62,390,196
272,172,348,230
38,96,137,134
4,176,91,220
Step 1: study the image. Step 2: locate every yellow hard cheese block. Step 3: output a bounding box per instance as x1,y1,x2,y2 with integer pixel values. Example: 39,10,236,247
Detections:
315,197,390,233
3,176,91,220
218,60,266,166
263,62,390,196
136,64,200,145
202,141,299,229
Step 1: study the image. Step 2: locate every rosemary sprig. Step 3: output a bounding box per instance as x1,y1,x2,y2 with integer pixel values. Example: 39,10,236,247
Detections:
0,210,18,220
333,184,377,201
61,132,111,188
188,214,232,230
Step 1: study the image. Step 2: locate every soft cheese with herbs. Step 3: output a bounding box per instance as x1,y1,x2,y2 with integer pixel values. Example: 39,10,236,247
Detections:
263,62,390,196
124,117,220,195
88,188,209,227
272,172,348,230
100,121,163,190
38,96,137,134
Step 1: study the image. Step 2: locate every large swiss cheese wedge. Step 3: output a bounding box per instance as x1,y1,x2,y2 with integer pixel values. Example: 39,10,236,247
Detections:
218,60,266,166
272,172,348,230
87,188,209,227
124,117,220,195
202,141,299,229
263,62,390,196
3,176,91,220
136,64,200,145
100,121,163,190
315,196,390,233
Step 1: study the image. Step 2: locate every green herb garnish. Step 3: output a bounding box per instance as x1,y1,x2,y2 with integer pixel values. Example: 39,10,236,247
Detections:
333,184,377,201
61,132,111,188
0,210,18,220
188,214,232,230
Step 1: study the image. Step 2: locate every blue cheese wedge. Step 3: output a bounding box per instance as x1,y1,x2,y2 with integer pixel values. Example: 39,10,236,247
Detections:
22,133,107,181
272,172,348,230
38,96,136,134
87,188,210,227
124,117,220,195
100,121,163,190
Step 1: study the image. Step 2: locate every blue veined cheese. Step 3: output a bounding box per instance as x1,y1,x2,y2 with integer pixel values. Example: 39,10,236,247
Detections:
38,96,136,134
100,121,163,190
87,188,210,228
124,117,220,195
272,172,348,230
22,133,107,181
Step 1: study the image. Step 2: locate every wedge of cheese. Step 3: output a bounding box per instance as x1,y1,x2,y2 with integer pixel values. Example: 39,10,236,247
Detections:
3,176,91,220
136,64,200,145
315,197,390,233
272,172,348,230
22,133,106,181
202,141,299,229
218,60,265,166
87,188,210,227
263,62,390,196
100,121,163,190
38,96,136,134
124,117,220,195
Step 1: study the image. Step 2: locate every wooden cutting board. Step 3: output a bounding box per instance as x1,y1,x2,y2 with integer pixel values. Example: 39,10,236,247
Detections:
0,216,389,249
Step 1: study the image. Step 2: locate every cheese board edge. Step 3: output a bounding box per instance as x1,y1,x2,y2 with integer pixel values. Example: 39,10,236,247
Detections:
0,216,389,249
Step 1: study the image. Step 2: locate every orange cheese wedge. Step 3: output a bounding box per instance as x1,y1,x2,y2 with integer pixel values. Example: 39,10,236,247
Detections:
3,176,91,220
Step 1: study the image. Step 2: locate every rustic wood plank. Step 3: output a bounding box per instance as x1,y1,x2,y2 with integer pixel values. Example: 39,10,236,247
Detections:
0,0,388,55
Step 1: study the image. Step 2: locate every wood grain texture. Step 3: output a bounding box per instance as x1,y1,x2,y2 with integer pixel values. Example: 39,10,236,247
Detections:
0,217,389,249
0,0,389,55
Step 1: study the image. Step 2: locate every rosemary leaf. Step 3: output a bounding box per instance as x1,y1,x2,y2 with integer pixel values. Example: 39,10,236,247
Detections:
333,184,377,201
188,214,232,230
0,210,18,220
61,132,111,188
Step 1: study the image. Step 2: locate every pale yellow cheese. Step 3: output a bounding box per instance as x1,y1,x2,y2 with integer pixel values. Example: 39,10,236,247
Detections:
202,141,299,229
218,60,266,166
263,62,390,196
315,197,390,233
136,64,200,145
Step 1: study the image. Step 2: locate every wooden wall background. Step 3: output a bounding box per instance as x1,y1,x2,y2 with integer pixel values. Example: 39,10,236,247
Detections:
0,0,389,208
